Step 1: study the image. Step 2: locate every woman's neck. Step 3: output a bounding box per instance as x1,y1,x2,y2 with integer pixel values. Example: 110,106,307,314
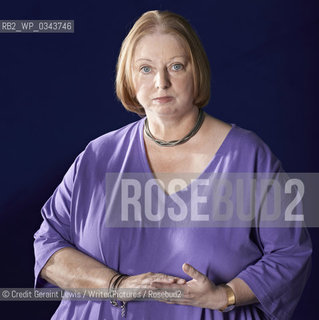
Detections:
144,106,200,142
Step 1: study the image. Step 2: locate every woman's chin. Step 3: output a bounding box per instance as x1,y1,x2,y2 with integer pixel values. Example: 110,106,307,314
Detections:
147,105,179,117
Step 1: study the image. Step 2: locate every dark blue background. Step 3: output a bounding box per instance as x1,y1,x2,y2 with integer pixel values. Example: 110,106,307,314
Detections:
0,1,318,318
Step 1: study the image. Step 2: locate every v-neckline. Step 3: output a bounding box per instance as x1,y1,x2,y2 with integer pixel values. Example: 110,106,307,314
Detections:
137,117,236,198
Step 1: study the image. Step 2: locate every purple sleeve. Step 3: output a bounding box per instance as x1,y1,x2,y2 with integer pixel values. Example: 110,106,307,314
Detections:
237,226,312,319
236,143,312,319
33,153,82,288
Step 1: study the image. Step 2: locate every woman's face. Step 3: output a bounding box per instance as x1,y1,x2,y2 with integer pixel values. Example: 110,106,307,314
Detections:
132,32,195,117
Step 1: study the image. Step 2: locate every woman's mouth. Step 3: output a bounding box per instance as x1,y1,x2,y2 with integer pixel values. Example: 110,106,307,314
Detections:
153,96,174,103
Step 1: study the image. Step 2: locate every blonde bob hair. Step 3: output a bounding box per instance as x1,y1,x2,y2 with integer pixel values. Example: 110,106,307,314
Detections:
116,10,211,115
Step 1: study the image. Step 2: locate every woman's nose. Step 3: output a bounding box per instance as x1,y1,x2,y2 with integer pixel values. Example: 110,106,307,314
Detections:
155,69,171,89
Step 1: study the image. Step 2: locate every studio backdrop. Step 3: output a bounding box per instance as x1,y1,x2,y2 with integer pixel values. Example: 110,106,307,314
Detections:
0,1,318,319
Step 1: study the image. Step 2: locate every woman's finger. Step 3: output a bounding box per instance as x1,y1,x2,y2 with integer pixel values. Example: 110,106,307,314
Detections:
150,282,183,289
151,273,186,284
158,297,192,305
182,263,206,281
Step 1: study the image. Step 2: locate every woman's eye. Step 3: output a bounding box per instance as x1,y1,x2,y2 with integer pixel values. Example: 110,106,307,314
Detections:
141,66,151,73
172,64,183,71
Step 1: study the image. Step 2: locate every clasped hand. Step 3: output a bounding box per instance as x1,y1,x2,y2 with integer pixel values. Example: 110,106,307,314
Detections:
118,263,225,310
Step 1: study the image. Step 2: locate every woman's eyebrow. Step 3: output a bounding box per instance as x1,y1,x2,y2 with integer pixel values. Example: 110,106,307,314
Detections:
135,58,152,62
135,55,187,63
168,55,187,61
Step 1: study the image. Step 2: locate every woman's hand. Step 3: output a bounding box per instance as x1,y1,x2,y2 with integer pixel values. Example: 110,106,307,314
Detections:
117,272,186,301
150,263,227,310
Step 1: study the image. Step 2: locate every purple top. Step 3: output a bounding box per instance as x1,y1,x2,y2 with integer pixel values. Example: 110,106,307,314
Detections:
34,118,312,320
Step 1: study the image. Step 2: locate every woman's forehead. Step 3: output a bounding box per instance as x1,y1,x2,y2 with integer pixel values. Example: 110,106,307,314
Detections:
133,32,189,60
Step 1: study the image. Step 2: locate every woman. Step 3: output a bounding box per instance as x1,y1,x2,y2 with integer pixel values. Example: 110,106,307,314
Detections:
34,10,312,319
